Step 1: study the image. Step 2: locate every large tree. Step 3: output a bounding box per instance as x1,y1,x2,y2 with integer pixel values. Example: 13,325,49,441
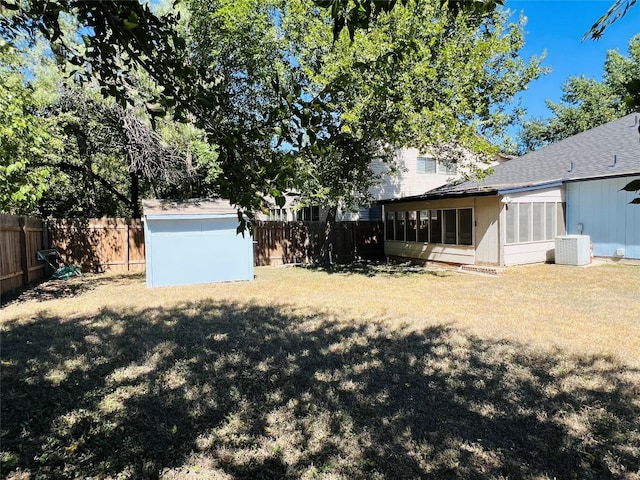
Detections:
519,34,640,152
0,0,323,219
183,0,544,263
1,0,542,222
278,0,545,263
0,41,61,214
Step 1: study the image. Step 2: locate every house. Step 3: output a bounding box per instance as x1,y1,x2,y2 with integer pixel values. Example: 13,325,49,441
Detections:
381,113,640,266
259,147,507,222
142,198,254,287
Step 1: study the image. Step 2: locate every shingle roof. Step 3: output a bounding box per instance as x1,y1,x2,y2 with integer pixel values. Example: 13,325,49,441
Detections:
142,198,239,216
384,113,640,203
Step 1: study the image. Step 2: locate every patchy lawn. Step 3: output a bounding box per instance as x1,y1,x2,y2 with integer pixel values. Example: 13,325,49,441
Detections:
1,263,639,479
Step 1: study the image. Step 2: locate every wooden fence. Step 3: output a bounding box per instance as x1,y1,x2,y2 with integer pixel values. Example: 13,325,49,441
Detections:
47,218,145,274
253,221,384,266
1,214,47,295
1,216,383,295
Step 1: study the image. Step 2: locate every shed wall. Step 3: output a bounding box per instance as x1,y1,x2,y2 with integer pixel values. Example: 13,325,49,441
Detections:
145,216,253,287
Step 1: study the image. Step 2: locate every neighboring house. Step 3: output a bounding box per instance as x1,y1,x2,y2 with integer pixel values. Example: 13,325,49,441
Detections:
381,113,640,266
258,147,506,222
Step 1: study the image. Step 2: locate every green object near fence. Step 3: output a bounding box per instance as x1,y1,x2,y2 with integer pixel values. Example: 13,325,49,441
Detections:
52,266,81,280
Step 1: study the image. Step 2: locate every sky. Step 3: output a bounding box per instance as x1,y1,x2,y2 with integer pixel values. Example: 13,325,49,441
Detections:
500,0,640,125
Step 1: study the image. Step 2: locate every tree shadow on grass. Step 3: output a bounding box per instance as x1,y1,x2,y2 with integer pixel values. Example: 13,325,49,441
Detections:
0,272,145,308
2,300,639,479
304,260,453,277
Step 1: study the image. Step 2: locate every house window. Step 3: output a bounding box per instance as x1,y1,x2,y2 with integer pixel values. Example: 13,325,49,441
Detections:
407,211,417,241
557,202,566,236
417,156,437,174
545,203,555,240
518,203,532,243
417,156,457,175
458,208,473,245
506,201,566,244
395,211,405,241
506,205,517,244
369,204,383,220
297,206,320,222
430,210,442,244
269,208,287,221
443,209,457,244
385,211,395,240
417,210,429,242
390,207,472,245
532,203,544,241
437,161,457,175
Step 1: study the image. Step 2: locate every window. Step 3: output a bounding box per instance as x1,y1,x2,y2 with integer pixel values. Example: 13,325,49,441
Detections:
505,205,517,244
532,203,544,241
369,204,383,220
437,161,457,175
407,211,417,241
417,156,436,174
385,211,395,240
390,208,473,245
443,209,457,244
557,202,566,236
417,210,429,242
395,211,406,241
458,209,473,245
430,210,442,244
506,201,566,244
518,203,532,243
545,203,555,240
297,206,320,222
269,208,287,221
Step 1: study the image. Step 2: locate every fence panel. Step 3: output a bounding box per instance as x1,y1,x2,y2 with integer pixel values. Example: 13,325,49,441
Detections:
254,221,383,266
1,214,46,295
47,218,145,273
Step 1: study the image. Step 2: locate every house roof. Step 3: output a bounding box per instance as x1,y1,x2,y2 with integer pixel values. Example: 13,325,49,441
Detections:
142,198,239,217
383,112,640,203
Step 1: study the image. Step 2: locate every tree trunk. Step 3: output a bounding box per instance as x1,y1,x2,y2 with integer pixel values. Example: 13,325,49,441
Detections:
130,171,141,218
320,205,337,268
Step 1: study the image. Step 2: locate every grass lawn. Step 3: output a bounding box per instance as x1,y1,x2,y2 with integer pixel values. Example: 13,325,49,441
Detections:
1,262,639,479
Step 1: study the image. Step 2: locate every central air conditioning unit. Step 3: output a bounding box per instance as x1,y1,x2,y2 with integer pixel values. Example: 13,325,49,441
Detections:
555,235,591,266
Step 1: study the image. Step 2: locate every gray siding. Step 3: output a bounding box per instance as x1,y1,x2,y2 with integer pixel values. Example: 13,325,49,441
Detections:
567,176,640,259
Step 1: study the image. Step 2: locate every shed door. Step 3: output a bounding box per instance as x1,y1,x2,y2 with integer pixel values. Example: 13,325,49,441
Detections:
147,217,252,287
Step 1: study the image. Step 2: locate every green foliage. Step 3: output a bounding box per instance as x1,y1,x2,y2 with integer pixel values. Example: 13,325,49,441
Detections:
584,0,637,40
1,0,543,223
519,34,640,153
518,34,640,205
311,0,506,41
286,0,545,213
0,45,61,214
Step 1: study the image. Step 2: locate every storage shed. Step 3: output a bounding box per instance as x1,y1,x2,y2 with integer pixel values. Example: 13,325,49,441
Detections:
142,199,254,287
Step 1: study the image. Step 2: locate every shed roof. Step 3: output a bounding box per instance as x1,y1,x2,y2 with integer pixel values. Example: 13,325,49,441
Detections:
142,198,239,217
383,112,640,204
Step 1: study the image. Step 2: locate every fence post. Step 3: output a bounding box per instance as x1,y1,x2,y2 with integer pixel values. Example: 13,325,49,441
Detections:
125,221,130,271
18,217,29,287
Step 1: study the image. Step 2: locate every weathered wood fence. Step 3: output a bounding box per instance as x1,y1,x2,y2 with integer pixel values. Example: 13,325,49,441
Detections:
253,221,384,266
1,214,47,295
47,218,146,274
1,216,384,295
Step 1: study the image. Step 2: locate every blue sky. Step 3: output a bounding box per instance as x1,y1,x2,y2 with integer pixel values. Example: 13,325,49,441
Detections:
501,0,640,123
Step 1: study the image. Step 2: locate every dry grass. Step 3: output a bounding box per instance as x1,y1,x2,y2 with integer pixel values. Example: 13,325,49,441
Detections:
1,262,639,479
